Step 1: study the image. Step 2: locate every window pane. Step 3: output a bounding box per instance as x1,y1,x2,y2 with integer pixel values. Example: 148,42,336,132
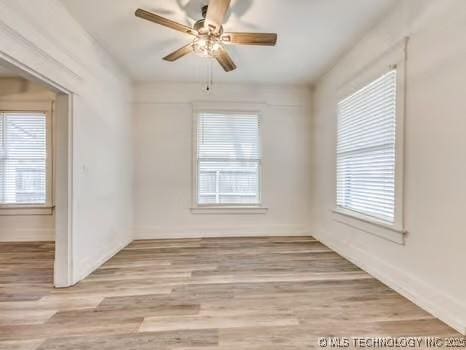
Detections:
199,171,216,194
0,113,47,205
336,70,397,223
198,160,260,205
198,195,217,205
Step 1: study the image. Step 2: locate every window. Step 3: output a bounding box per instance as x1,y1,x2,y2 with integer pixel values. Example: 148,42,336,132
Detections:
336,69,397,224
195,112,261,206
0,112,48,205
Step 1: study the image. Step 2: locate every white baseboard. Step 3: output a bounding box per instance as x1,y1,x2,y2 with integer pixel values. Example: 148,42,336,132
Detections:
74,236,132,283
134,225,312,240
313,230,466,335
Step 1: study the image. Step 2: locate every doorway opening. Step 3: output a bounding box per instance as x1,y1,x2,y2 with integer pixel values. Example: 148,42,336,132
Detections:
0,59,73,288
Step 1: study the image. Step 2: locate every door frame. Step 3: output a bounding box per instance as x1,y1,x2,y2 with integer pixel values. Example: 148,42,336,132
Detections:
0,56,75,287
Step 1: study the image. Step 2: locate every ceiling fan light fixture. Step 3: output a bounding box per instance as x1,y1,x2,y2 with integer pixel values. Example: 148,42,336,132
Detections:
192,36,223,58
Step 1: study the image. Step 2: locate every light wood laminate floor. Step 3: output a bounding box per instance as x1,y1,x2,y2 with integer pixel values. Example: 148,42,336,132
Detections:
0,237,461,349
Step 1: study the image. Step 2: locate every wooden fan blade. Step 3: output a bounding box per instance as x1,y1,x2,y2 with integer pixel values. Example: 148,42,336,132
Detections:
135,9,197,36
215,48,237,72
205,0,231,34
221,32,277,46
163,43,194,61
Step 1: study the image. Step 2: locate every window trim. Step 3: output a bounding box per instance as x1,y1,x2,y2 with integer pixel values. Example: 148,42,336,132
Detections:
0,102,54,213
191,102,266,212
333,38,407,242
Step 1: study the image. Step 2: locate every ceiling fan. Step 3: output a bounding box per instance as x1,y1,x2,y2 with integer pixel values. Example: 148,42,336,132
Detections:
135,0,278,72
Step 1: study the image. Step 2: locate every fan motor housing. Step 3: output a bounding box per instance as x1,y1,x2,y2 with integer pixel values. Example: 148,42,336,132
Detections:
193,19,206,32
194,19,223,35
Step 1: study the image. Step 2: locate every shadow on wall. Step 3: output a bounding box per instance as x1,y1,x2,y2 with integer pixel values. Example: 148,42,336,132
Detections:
0,78,39,97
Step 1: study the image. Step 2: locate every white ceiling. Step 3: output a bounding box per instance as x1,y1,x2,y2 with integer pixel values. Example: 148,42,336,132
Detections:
61,0,397,84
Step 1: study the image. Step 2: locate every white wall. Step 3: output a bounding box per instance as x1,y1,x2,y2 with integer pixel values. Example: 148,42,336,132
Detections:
311,0,466,334
0,215,54,241
133,83,312,239
0,78,55,241
0,0,133,284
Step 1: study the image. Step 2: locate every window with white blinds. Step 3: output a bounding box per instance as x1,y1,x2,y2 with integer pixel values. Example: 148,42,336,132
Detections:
196,113,261,205
0,112,48,205
337,69,397,223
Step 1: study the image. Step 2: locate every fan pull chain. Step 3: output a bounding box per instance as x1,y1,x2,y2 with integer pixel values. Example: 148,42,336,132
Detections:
204,58,214,93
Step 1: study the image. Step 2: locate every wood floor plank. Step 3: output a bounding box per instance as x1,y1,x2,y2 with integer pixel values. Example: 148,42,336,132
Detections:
0,310,56,326
139,311,300,332
0,339,44,350
36,329,218,350
0,237,462,349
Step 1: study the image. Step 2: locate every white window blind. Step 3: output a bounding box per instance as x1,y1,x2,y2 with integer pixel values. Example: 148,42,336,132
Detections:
197,113,261,205
337,69,397,223
0,112,47,205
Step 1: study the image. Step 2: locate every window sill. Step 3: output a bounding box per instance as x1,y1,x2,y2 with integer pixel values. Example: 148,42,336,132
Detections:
0,206,54,216
191,206,268,215
332,208,406,245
